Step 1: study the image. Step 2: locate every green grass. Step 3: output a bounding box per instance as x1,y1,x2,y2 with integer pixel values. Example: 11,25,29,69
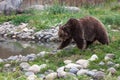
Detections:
0,3,120,80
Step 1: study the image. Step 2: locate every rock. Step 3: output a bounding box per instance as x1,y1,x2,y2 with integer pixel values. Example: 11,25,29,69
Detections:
0,58,3,63
76,59,89,68
64,6,80,12
86,71,96,77
77,69,88,76
107,61,115,67
25,72,35,77
65,72,78,80
0,0,23,15
4,64,11,68
64,60,72,64
106,53,115,59
40,64,47,69
27,75,37,80
44,69,54,75
104,53,115,61
28,64,40,73
93,71,105,80
118,76,120,80
45,72,57,80
99,61,105,66
20,62,30,71
107,67,117,75
57,66,65,72
7,55,18,61
57,71,67,78
38,74,45,79
65,63,82,69
114,64,120,68
69,67,79,74
88,54,98,61
37,51,47,57
26,54,36,61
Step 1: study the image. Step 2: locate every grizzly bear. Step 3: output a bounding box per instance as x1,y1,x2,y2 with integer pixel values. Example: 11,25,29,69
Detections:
58,16,109,50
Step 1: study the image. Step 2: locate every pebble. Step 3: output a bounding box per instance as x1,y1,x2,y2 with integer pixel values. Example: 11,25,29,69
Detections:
65,63,82,69
0,58,4,63
45,72,57,80
27,75,37,80
88,54,98,61
28,64,40,73
107,67,117,75
107,61,115,67
20,62,30,71
99,61,105,66
76,59,89,68
77,69,89,76
57,71,67,78
25,72,35,77
4,64,11,68
69,67,79,74
64,60,72,64
93,71,105,80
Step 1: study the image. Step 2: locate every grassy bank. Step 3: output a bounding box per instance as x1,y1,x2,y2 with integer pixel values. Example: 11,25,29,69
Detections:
0,3,120,80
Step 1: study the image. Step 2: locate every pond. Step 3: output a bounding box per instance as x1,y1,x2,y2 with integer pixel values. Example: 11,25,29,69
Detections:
0,37,58,59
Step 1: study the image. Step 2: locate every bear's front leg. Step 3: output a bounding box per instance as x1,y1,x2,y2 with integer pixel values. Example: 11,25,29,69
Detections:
57,38,72,49
74,38,87,50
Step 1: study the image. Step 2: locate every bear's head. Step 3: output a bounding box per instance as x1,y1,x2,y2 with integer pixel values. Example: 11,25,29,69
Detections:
58,18,80,41
58,26,70,41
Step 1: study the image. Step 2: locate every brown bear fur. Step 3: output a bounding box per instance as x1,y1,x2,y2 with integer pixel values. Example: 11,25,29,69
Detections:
58,16,109,50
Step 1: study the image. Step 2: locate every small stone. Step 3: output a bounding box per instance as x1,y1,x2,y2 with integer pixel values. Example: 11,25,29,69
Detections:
27,75,37,80
104,56,110,61
37,51,47,57
25,72,35,77
4,64,11,68
69,67,79,74
104,53,115,61
86,71,95,77
57,71,67,78
64,60,72,64
38,74,45,79
114,64,120,68
107,61,115,67
40,64,47,69
57,66,65,72
88,54,98,61
26,54,36,61
20,62,30,71
65,63,82,69
0,58,3,63
106,53,115,59
76,59,89,68
107,67,117,75
44,69,54,75
118,76,120,80
99,61,105,66
45,72,57,80
93,71,105,80
77,69,88,76
28,64,40,73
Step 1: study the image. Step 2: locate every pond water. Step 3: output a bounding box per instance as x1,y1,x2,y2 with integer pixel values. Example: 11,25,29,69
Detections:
0,37,58,59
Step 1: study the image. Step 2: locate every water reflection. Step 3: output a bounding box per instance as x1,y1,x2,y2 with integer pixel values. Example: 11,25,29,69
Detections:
0,38,57,59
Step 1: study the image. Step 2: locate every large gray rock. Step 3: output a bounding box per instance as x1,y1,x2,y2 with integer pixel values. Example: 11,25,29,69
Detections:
0,0,23,15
